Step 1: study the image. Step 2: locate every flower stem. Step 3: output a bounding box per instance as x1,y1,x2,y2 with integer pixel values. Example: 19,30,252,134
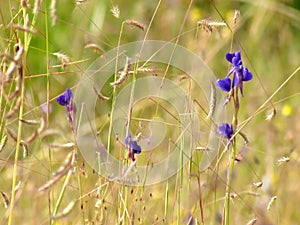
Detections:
223,88,239,225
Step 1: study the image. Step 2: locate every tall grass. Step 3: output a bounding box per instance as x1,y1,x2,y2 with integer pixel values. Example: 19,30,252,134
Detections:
1,0,300,224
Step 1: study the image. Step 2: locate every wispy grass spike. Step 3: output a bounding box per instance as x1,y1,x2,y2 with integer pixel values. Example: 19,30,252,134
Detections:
124,19,145,31
111,5,120,19
84,43,105,54
110,57,131,86
207,82,216,119
50,0,58,26
33,0,42,15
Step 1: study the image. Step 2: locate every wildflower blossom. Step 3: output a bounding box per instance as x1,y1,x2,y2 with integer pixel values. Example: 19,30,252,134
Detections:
217,123,233,140
216,51,252,96
124,134,141,161
57,88,76,130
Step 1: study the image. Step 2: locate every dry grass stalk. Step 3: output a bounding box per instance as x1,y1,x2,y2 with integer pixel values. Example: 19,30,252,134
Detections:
11,24,35,34
5,127,18,142
38,150,75,192
124,19,145,31
40,129,61,139
38,117,45,133
93,86,110,100
5,97,21,119
51,201,76,220
8,74,22,101
0,135,8,153
25,130,38,144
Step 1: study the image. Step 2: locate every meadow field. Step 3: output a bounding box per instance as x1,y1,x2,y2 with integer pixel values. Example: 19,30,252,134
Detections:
1,0,300,224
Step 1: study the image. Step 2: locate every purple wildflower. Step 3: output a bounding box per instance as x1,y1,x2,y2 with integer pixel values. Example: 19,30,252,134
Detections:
125,134,141,161
217,123,233,140
57,88,76,130
216,51,252,96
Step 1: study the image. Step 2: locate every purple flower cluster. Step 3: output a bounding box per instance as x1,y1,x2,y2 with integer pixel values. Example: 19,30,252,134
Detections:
124,134,141,161
216,51,252,96
216,51,253,143
57,88,76,130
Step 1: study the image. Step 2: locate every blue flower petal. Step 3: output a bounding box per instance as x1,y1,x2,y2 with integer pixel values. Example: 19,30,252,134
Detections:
225,52,235,63
216,77,231,92
242,67,252,81
124,134,142,154
65,88,73,101
217,123,233,140
57,88,73,106
131,141,141,154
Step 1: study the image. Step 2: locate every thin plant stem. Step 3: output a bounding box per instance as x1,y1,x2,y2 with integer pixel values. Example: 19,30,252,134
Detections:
44,3,55,219
224,87,239,225
107,21,125,155
8,4,27,225
51,166,73,224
